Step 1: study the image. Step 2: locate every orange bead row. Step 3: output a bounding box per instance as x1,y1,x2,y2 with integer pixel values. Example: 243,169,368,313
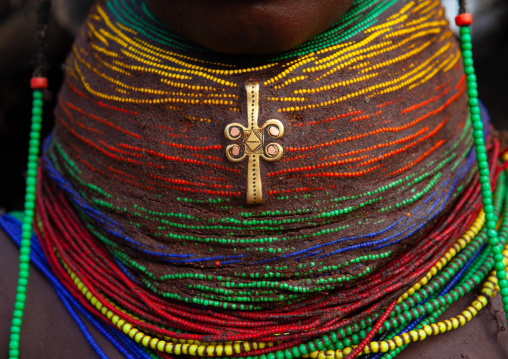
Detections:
391,140,444,176
148,173,233,190
268,155,368,176
268,186,336,195
303,165,381,178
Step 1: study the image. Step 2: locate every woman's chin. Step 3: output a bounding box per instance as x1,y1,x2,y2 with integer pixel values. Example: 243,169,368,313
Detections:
145,0,354,54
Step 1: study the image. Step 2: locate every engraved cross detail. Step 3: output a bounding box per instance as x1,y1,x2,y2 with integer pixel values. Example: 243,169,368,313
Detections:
225,82,284,205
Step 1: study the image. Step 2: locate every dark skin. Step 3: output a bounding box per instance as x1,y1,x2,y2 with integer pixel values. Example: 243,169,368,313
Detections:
2,1,508,357
145,0,355,54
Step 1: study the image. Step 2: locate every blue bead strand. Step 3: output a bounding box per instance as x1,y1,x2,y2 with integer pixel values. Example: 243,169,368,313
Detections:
0,214,154,359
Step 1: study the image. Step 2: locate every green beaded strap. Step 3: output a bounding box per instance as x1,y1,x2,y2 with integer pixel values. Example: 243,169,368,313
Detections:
455,11,508,321
8,80,45,359
9,0,50,355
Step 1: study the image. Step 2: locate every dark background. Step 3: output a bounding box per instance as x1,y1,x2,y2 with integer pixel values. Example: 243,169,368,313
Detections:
0,0,507,211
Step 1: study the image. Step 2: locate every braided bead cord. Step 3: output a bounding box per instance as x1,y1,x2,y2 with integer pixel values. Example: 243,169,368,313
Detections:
8,84,45,359
455,13,508,322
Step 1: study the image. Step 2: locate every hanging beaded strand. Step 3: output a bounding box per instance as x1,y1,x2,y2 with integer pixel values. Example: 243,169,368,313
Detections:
8,0,51,358
455,0,508,321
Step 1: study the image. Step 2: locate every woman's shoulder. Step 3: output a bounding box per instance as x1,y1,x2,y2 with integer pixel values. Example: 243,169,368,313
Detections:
0,228,123,359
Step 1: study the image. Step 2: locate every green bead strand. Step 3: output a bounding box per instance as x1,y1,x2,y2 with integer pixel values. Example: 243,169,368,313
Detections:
8,89,44,359
458,24,508,322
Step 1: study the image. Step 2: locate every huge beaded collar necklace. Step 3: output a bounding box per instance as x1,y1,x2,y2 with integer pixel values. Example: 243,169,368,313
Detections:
3,0,508,358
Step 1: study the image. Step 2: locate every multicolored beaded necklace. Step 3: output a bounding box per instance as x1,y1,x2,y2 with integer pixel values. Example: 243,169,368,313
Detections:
4,0,508,358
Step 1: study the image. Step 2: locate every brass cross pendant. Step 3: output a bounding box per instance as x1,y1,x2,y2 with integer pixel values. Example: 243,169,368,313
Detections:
225,82,284,205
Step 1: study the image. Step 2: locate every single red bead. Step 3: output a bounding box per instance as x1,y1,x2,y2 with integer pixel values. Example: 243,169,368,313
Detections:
455,13,473,26
30,77,48,89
